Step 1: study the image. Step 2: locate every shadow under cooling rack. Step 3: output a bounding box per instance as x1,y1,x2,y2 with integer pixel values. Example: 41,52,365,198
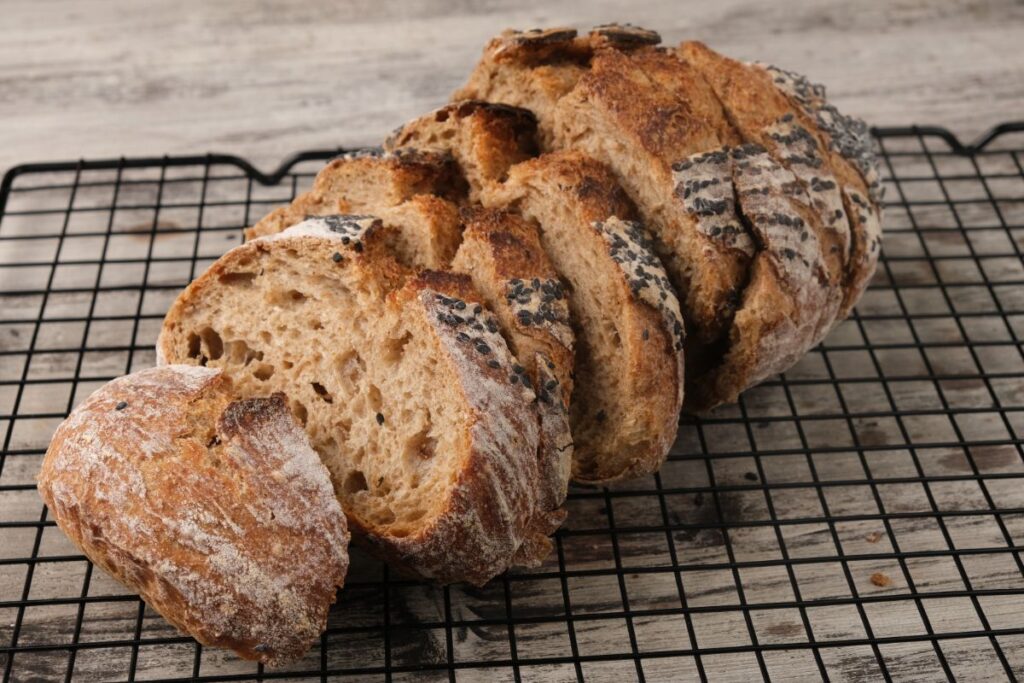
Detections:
0,124,1023,682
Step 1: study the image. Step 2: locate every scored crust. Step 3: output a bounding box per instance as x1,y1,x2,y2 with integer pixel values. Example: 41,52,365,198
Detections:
159,217,543,585
37,366,349,667
677,40,881,325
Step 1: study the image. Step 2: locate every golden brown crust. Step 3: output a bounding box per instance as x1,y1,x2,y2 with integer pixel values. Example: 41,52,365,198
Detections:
385,101,538,198
37,366,349,667
450,207,574,561
245,149,464,241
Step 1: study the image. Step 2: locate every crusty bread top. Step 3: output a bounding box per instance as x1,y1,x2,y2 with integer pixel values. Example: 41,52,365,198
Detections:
245,148,463,242
385,100,538,196
37,366,349,666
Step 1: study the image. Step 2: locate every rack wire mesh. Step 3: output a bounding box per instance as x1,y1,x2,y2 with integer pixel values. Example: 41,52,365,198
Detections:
1,124,1023,682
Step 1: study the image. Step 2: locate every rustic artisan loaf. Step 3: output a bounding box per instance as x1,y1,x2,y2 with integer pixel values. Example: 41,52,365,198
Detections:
388,103,684,483
455,25,883,410
246,150,464,269
159,216,545,585
450,206,573,549
37,365,349,667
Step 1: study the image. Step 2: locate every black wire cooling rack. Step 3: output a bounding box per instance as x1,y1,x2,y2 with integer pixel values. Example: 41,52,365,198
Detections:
1,123,1023,682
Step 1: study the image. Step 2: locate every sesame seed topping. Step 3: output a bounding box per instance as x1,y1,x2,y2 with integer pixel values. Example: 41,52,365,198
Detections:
332,252,343,262
375,413,385,425
115,401,128,411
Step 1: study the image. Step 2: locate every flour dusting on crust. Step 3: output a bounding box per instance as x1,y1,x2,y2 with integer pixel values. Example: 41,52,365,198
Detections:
37,366,349,667
764,114,851,262
757,63,883,203
672,148,755,257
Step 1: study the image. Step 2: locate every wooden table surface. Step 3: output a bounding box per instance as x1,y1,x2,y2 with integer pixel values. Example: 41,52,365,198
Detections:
2,0,1023,176
2,1,1024,681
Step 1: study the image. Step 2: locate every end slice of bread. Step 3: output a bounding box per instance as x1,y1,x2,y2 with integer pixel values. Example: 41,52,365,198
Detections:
159,216,543,585
38,366,349,666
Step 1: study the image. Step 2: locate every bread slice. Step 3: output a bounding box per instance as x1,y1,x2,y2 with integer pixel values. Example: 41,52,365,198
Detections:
483,151,685,484
158,217,543,585
385,101,538,201
38,365,349,666
678,41,882,321
245,149,465,269
450,206,573,544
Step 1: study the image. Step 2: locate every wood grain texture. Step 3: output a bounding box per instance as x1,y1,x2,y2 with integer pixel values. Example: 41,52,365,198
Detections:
2,1,1024,681
1,0,1022,176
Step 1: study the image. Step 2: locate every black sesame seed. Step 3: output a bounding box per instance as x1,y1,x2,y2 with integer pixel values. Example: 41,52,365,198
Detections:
473,305,482,315
545,379,557,391
115,401,128,411
642,328,650,341
354,242,364,253
520,374,532,389
332,252,343,262
376,413,385,425
456,332,471,343
744,471,758,482
487,359,500,369
509,374,519,384
512,364,525,375
454,300,466,310
595,409,606,423
475,343,491,355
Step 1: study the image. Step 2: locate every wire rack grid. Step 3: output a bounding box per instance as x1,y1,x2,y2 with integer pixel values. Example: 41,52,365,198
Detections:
0,124,1023,682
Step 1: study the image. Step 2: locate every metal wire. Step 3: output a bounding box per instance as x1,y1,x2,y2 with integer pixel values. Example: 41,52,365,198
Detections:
0,125,1022,682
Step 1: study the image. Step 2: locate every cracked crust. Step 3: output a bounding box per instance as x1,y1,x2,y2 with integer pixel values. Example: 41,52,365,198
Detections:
385,101,539,201
37,366,349,667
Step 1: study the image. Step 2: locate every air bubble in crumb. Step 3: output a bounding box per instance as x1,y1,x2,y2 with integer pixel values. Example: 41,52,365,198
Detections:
870,572,892,587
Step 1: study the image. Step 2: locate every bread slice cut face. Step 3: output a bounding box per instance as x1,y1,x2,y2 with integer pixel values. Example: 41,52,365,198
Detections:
158,216,543,585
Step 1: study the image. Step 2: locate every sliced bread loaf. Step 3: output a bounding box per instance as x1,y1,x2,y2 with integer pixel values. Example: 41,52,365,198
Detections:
38,365,349,666
158,216,543,585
